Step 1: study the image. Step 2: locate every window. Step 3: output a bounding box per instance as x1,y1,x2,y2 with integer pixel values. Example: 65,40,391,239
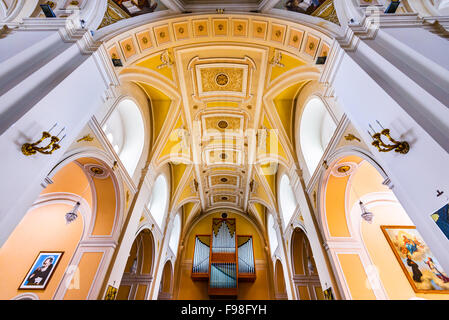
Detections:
148,175,169,229
279,174,297,228
103,99,145,176
300,97,337,175
169,214,181,256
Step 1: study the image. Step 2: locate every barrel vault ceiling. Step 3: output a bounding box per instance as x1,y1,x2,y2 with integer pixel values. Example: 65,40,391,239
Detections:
106,14,330,227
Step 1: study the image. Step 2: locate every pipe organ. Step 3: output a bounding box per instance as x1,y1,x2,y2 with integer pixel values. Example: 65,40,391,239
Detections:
191,217,256,297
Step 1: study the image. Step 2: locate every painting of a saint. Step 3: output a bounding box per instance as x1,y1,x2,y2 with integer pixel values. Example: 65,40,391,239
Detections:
19,251,64,290
431,204,449,241
112,0,158,17
381,226,449,293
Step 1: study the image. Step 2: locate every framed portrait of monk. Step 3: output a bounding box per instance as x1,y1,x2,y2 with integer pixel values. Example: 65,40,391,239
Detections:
19,251,64,290
381,226,449,293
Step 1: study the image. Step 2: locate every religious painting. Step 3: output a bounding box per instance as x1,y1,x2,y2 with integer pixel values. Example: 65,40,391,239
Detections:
19,251,64,290
105,285,118,300
431,204,449,241
381,226,449,293
112,0,159,16
275,0,327,15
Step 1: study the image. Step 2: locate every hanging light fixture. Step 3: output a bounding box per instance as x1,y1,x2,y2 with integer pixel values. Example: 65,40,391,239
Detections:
359,201,374,224
336,163,375,224
65,201,81,224
64,165,103,224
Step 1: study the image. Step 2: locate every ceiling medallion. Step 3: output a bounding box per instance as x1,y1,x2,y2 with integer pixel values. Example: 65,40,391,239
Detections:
215,73,229,87
218,24,224,31
217,120,229,129
331,162,357,177
220,152,228,160
84,164,109,179
337,165,351,174
90,167,104,175
221,196,229,201
220,177,228,183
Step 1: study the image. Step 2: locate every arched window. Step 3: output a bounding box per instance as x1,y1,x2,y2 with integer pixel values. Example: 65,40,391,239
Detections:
268,214,278,257
103,99,145,176
279,174,297,228
148,175,169,229
300,97,337,175
169,214,181,256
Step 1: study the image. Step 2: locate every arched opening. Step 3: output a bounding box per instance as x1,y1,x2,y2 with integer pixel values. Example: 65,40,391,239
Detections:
103,98,145,177
116,229,155,300
300,97,337,176
274,260,287,300
322,155,449,300
148,174,169,230
279,174,298,229
0,157,119,300
158,260,173,300
291,228,324,300
268,214,279,257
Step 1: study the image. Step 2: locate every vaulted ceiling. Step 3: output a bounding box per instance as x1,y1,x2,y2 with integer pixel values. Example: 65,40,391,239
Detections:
106,13,331,228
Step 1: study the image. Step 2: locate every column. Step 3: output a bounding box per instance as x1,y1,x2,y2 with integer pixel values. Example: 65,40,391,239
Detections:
0,18,118,247
324,13,449,273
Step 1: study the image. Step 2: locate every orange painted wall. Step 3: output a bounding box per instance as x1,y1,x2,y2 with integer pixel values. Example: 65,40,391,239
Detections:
176,213,271,300
42,162,93,209
0,203,83,300
64,252,104,300
337,253,376,300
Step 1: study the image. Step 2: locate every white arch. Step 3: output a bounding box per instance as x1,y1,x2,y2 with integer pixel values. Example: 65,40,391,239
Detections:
148,174,169,229
300,97,337,176
168,214,181,257
103,98,145,177
279,174,298,229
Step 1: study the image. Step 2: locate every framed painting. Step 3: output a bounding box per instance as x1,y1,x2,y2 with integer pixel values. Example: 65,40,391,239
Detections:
431,204,449,241
19,251,64,290
381,226,449,293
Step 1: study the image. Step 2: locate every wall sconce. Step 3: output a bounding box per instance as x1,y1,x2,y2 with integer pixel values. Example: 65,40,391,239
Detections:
22,123,66,156
368,120,409,154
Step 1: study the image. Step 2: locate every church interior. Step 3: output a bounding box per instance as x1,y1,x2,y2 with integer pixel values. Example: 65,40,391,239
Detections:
1,0,449,300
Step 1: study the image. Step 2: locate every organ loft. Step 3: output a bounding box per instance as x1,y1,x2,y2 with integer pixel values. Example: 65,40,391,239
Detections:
192,214,256,297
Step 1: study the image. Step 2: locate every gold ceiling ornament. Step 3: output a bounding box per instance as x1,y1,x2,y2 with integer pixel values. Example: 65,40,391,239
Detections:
210,175,238,186
90,166,104,175
215,73,229,86
157,49,174,69
269,49,284,68
76,134,94,143
200,68,244,92
205,116,241,133
337,165,351,174
344,133,361,142
217,120,229,129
